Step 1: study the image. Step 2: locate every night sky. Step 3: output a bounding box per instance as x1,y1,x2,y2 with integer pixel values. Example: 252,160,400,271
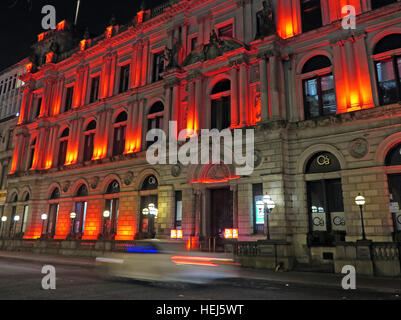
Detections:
0,0,165,71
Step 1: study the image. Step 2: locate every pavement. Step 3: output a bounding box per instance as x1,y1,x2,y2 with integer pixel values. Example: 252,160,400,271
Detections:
0,250,400,295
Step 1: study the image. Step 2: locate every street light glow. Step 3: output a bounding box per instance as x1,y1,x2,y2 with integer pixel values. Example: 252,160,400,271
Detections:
70,212,77,219
1,216,7,222
103,210,110,218
14,215,20,222
41,214,48,221
355,194,366,206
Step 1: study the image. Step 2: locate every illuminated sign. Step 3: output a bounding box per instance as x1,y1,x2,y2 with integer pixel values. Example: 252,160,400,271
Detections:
255,196,265,225
170,229,183,239
224,229,238,239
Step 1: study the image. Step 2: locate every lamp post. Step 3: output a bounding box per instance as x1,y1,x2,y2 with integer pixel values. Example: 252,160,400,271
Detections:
102,210,110,239
263,195,275,240
355,194,367,241
1,216,7,238
13,215,20,238
70,212,77,238
41,214,48,238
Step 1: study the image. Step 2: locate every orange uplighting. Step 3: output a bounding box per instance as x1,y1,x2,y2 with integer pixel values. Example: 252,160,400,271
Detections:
106,26,113,38
276,1,300,39
190,176,240,184
45,52,54,64
80,39,86,51
137,11,144,24
57,20,66,31
38,33,45,42
26,63,33,73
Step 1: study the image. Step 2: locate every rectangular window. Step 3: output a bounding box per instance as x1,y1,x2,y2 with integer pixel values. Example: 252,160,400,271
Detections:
218,24,233,38
74,201,87,235
0,165,8,189
301,0,323,33
10,206,16,232
58,140,68,167
252,184,264,234
7,130,13,150
152,52,165,83
375,57,401,106
191,37,198,51
89,76,100,103
303,74,336,119
22,205,29,234
64,86,74,112
371,0,397,10
113,126,126,156
35,97,42,119
105,199,119,234
84,133,95,162
46,204,59,236
119,65,130,94
175,191,182,228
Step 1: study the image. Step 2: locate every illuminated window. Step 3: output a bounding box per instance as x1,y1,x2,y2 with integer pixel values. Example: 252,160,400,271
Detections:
119,65,130,94
175,191,182,228
113,112,127,156
252,184,264,234
211,79,231,130
64,86,74,112
58,128,69,167
302,55,336,119
22,204,29,234
374,34,401,106
300,0,323,33
84,121,96,162
147,102,164,149
218,24,233,38
73,201,87,236
46,203,59,237
89,76,100,103
152,51,165,82
371,0,397,10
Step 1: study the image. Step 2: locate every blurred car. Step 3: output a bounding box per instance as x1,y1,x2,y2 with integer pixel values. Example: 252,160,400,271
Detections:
96,240,240,284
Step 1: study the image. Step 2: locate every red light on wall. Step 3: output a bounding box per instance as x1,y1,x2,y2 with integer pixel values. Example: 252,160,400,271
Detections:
137,11,144,24
38,33,45,42
106,26,113,38
57,20,66,31
224,229,238,239
80,39,86,51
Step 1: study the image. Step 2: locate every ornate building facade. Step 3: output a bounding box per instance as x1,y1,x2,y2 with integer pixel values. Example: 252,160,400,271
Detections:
3,0,401,267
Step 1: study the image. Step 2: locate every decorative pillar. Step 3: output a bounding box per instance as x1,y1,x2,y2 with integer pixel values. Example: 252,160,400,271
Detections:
239,63,248,126
18,83,34,125
259,56,269,122
230,66,239,127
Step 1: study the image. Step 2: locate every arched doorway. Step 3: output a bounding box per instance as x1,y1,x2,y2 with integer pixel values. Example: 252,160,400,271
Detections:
139,175,158,239
385,143,401,235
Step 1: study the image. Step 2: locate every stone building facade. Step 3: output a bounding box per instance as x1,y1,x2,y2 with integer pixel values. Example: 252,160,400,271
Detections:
3,0,401,267
0,60,27,229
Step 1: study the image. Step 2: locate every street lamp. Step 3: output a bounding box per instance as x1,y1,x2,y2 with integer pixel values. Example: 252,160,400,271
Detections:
102,210,110,239
69,212,77,238
13,215,20,238
263,195,275,240
41,214,48,238
1,216,7,238
355,194,367,241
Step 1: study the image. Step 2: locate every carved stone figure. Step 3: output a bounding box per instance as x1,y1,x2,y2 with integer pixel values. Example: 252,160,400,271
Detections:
255,0,276,39
164,38,184,70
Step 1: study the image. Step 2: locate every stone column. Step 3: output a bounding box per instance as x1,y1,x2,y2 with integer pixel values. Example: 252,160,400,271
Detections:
18,83,34,124
230,66,239,127
259,56,269,122
195,77,202,131
239,63,248,126
163,86,172,136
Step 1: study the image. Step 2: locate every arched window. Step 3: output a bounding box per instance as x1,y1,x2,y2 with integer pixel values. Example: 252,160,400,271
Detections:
9,193,18,234
21,193,30,235
58,128,69,166
28,138,36,170
11,193,18,203
84,121,96,162
305,152,345,246
147,102,164,149
211,79,231,130
302,55,336,119
106,180,120,194
76,184,88,197
373,34,401,106
50,188,60,200
113,111,127,156
141,175,158,191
